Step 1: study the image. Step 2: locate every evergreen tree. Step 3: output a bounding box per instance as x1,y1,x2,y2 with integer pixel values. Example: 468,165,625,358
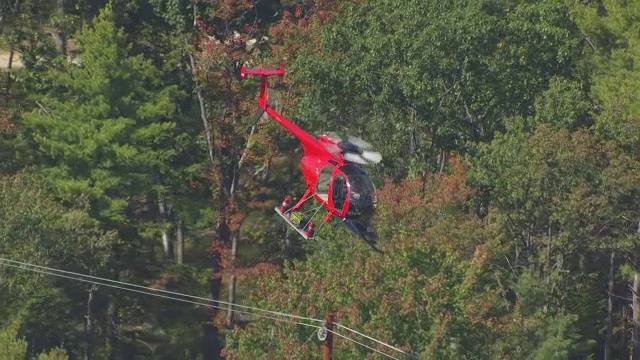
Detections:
19,6,211,357
22,4,179,230
0,173,117,358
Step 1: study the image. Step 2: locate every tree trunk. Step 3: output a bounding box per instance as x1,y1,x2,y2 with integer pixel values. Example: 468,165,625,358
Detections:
158,195,173,259
107,299,118,360
226,231,238,327
175,219,184,264
223,120,257,327
634,266,640,360
634,221,640,360
4,47,13,105
285,231,292,259
545,223,552,284
204,233,225,358
84,286,96,360
52,0,67,56
203,187,229,359
189,53,215,163
189,50,222,359
51,31,67,56
605,251,615,360
622,304,629,358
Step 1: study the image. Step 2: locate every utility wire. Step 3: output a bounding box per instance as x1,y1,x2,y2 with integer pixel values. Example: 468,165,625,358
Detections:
329,329,400,360
0,257,414,358
288,327,318,360
0,259,321,331
334,321,411,357
0,257,322,324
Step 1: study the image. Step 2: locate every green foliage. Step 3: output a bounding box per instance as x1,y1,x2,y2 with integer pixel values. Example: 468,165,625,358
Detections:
147,0,193,30
569,0,640,155
0,323,69,360
22,5,182,226
225,165,507,359
531,76,592,130
530,314,582,360
472,124,625,249
0,173,117,357
291,0,582,177
471,122,639,357
0,324,27,360
37,347,69,360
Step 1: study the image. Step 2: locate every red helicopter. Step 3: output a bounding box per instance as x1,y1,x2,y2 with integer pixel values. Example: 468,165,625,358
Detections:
240,65,383,252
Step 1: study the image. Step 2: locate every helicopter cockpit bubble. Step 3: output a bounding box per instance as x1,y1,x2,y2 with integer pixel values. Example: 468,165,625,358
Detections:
339,165,377,220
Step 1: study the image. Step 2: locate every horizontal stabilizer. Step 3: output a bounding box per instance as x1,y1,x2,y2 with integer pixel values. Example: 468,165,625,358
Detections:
241,66,285,79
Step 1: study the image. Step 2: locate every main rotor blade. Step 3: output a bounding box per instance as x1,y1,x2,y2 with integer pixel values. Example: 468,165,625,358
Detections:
326,132,343,142
347,135,373,150
343,152,369,165
361,150,382,164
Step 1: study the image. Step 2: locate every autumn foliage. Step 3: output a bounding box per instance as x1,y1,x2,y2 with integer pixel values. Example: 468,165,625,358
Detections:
224,157,506,358
1,0,639,359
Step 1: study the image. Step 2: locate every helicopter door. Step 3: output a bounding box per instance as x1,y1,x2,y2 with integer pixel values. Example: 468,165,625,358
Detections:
315,165,333,203
331,174,348,214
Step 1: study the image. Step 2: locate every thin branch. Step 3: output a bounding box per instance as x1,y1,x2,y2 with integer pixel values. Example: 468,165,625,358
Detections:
606,291,632,302
230,121,257,196
35,100,52,118
584,36,596,51
188,53,215,163
504,256,517,276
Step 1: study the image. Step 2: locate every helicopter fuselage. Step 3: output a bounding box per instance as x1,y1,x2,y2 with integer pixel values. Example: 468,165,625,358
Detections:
241,65,380,250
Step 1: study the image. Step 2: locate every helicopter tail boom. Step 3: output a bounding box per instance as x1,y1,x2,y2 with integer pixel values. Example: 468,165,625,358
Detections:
242,65,331,158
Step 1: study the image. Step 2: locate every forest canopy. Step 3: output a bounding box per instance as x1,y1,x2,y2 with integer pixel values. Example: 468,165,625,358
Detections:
0,0,638,359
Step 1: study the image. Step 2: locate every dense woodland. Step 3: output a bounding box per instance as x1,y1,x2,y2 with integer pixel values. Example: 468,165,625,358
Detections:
0,0,638,359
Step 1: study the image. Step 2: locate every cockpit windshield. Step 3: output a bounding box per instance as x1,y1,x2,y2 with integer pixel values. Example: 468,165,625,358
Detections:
340,165,377,219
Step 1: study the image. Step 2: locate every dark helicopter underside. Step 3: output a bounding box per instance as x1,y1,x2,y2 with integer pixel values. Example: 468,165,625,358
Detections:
341,218,381,253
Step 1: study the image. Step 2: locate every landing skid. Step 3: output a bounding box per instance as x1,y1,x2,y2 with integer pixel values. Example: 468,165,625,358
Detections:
275,197,382,254
275,207,313,240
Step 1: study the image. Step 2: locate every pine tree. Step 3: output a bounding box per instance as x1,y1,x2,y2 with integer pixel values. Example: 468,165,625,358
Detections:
23,4,179,230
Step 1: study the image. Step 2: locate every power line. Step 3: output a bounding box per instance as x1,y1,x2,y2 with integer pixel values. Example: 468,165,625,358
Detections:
288,327,318,360
334,321,411,357
0,257,322,325
330,329,400,360
0,257,414,359
0,258,321,331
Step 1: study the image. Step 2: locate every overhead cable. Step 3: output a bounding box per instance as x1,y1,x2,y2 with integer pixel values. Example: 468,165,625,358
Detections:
0,257,322,324
329,329,400,360
334,321,411,357
0,256,415,358
0,257,321,331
